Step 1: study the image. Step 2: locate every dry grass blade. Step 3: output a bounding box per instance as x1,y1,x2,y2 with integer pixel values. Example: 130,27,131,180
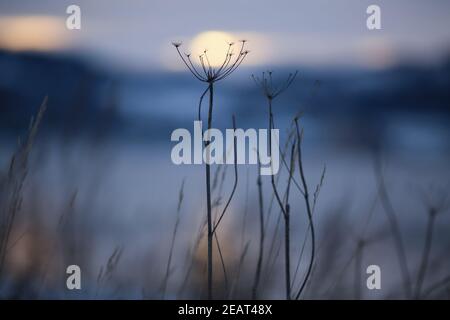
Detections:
161,179,185,298
374,158,412,298
0,96,48,279
96,246,124,297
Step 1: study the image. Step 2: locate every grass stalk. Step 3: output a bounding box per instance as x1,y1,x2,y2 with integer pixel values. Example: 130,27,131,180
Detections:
375,160,412,298
0,96,47,279
414,208,437,299
161,179,185,298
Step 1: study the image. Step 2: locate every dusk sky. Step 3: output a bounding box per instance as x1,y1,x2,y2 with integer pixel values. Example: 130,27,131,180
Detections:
1,0,450,70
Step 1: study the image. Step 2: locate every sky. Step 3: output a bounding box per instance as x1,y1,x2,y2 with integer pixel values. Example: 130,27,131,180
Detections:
0,0,449,70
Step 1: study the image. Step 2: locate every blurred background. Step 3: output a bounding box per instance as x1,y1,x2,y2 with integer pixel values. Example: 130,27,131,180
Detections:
0,0,449,299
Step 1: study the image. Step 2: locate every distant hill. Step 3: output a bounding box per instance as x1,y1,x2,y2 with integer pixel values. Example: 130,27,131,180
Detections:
1,50,449,152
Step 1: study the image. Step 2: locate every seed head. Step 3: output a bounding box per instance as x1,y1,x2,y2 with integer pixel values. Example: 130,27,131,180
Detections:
172,40,249,83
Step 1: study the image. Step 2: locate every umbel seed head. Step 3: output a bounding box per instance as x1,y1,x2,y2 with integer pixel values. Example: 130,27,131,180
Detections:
172,40,249,83
252,70,298,100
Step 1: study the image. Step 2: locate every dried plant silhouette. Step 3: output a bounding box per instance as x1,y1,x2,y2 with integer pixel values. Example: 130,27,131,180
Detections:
413,185,448,299
0,96,48,280
251,71,324,300
161,179,185,298
252,71,295,299
293,117,316,300
173,40,247,299
252,153,265,299
96,246,123,297
375,159,412,298
253,71,297,299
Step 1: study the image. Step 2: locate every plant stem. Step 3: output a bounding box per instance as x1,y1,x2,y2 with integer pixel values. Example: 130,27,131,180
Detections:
284,142,296,300
376,162,412,298
284,206,291,300
354,241,363,300
268,98,293,300
294,119,315,300
161,179,184,299
206,82,214,299
414,210,436,299
252,157,265,299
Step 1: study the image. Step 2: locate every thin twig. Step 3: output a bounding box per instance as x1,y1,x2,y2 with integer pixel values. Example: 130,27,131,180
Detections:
294,118,316,300
252,152,265,299
161,179,185,298
375,159,412,298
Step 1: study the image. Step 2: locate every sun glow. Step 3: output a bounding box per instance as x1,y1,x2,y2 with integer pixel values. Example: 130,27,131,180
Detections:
189,31,236,68
0,16,68,52
164,30,269,71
